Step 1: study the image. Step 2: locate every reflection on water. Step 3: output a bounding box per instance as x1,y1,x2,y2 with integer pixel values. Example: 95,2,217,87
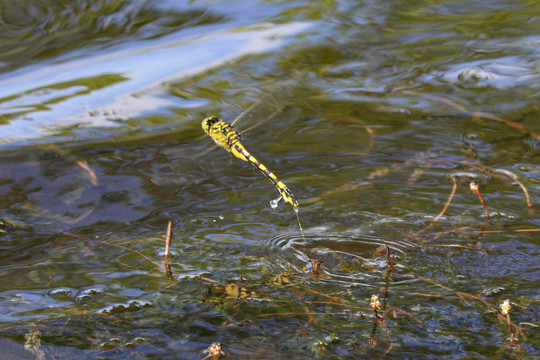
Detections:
0,0,539,359
0,19,312,142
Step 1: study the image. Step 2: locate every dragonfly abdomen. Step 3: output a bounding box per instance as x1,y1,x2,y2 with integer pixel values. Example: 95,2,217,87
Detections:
232,143,299,208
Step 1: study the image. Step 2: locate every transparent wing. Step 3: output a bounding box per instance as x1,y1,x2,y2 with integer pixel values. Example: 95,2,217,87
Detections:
238,104,286,136
233,87,293,136
230,102,259,127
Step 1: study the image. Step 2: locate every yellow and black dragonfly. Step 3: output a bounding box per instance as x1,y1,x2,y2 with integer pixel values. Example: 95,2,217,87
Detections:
201,104,305,238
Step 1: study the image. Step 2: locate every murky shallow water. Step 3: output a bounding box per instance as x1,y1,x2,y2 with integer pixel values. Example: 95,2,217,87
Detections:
0,0,539,359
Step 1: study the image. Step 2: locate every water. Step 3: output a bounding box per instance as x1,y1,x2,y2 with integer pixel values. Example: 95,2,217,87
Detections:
0,0,539,358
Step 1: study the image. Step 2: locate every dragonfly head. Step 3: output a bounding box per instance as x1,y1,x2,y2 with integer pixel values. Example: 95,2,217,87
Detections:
202,116,221,134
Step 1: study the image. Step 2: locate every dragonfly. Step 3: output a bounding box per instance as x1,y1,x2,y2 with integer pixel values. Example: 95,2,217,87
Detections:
201,105,305,239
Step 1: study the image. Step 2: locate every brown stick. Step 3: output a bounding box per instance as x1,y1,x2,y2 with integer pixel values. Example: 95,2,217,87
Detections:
164,220,173,280
469,181,490,221
165,220,173,257
385,244,394,270
506,313,515,346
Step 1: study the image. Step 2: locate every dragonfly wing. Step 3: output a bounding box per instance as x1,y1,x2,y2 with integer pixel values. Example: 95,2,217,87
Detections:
230,102,258,127
192,144,218,161
239,104,286,135
231,86,291,133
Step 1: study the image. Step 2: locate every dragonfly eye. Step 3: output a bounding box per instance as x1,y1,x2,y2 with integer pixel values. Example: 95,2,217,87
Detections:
202,116,220,132
203,116,220,126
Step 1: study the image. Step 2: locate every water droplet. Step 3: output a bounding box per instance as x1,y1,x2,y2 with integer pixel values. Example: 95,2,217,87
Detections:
270,196,282,209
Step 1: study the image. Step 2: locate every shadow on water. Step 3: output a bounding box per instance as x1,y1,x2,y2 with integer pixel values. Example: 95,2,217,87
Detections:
0,0,539,359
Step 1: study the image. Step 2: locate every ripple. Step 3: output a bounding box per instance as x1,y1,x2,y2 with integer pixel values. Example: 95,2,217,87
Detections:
48,287,74,299
441,57,540,89
449,171,499,185
263,230,415,282
98,299,152,314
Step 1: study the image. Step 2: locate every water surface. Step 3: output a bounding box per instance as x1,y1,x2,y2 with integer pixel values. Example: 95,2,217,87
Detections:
0,0,538,359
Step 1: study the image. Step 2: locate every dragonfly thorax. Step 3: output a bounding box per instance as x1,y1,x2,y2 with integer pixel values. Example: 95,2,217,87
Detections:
201,116,243,152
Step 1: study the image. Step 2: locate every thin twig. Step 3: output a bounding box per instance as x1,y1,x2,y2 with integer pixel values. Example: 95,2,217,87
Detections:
370,294,382,319
415,176,457,234
164,220,173,280
61,232,162,271
464,160,533,207
394,90,469,112
423,244,479,250
410,273,498,311
432,175,458,224
304,306,317,326
101,241,162,270
378,343,394,360
304,181,370,204
328,115,376,155
494,169,533,208
475,229,540,234
472,112,540,139
385,244,394,271
22,154,101,226
165,220,173,257
469,181,490,221
395,90,539,138
75,160,99,186
500,300,516,347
